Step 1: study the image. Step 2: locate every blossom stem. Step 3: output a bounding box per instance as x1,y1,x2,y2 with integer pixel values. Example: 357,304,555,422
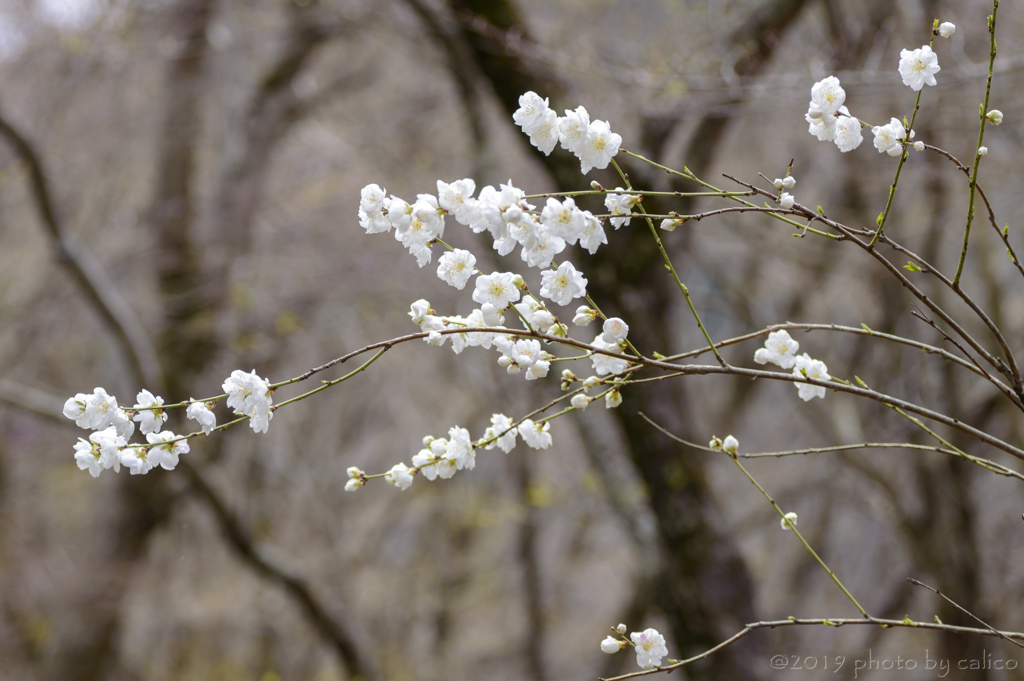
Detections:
729,456,868,617
868,31,937,248
272,347,389,410
609,158,727,367
953,0,1000,286
619,149,839,240
524,189,752,200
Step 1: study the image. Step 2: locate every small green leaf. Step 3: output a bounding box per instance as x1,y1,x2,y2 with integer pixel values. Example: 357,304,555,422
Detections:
904,261,923,272
816,205,825,216
855,376,868,388
860,323,872,331
877,212,884,227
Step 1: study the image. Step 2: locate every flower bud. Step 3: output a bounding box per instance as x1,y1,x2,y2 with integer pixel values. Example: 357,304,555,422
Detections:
601,636,623,654
986,110,1003,125
938,22,955,38
571,394,590,410
978,146,989,157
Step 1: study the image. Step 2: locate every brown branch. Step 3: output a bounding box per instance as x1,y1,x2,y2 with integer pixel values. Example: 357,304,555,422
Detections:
0,112,163,390
599,617,1024,681
0,383,376,681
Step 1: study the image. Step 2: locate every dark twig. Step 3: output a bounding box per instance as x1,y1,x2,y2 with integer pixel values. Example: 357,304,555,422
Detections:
908,578,1024,649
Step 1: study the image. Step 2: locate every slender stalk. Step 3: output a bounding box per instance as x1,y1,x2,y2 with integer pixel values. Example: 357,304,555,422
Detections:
609,158,727,366
954,0,1000,285
867,31,937,248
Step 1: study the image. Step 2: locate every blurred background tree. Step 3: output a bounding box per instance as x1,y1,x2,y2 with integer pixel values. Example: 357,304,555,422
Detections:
0,0,1022,679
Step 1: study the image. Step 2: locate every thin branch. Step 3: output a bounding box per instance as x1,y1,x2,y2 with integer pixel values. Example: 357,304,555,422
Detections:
600,617,1024,681
908,578,1024,649
0,112,163,390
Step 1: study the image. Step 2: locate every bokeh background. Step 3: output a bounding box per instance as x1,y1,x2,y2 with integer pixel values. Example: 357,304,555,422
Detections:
1,0,1024,679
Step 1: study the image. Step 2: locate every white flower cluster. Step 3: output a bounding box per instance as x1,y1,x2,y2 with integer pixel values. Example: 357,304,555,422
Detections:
600,626,669,670
64,369,273,477
807,33,947,154
64,387,192,477
513,92,622,174
359,178,605,301
753,330,831,401
804,76,862,152
871,117,915,157
349,414,554,494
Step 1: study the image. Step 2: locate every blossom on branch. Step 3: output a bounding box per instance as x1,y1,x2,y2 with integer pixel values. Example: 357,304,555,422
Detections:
899,45,940,91
630,628,668,669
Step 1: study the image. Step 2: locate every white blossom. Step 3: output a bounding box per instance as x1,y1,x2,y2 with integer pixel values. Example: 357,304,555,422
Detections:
571,394,590,410
605,389,622,409
437,178,477,223
986,110,1003,126
781,511,799,530
779,193,795,209
520,231,566,269
472,272,521,310
540,197,585,244
409,299,432,326
913,140,925,151
774,176,796,190
484,413,517,453
186,399,217,435
513,91,551,134
938,22,955,38
834,115,863,152
518,419,552,449
809,76,845,117
578,119,622,174
722,435,738,455
604,190,637,228
445,426,476,471
793,353,830,401
899,45,940,91
754,330,800,369
74,438,104,478
146,430,190,471
630,629,668,670
806,108,837,142
64,387,120,431
359,184,391,234
591,333,630,376
616,624,627,635
978,146,988,157
528,108,561,155
578,211,608,254
385,462,415,490
436,248,477,290
558,106,590,154
660,218,681,232
872,117,905,155
601,317,629,344
573,306,598,326
120,446,155,476
223,369,273,433
539,261,587,306
132,389,167,436
360,183,387,214
345,467,366,491
110,408,135,440
74,426,125,478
